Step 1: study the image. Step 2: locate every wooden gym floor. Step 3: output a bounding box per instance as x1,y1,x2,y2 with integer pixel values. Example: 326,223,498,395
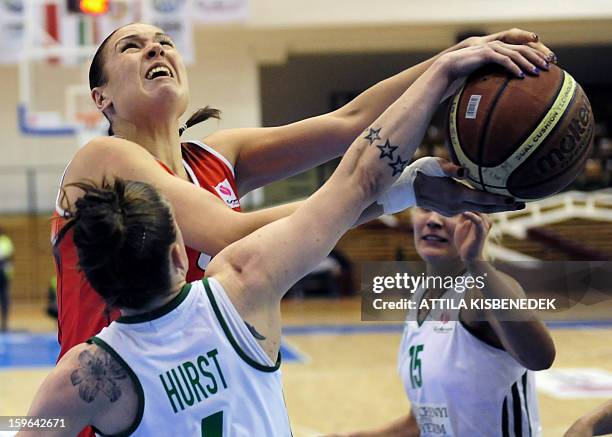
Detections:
1,299,611,437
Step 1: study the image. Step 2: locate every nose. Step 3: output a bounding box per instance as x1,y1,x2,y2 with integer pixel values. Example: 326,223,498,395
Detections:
425,213,444,229
146,43,165,59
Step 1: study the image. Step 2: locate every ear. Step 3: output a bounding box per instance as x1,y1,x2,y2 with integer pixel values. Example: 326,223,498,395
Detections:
91,87,112,113
170,242,188,276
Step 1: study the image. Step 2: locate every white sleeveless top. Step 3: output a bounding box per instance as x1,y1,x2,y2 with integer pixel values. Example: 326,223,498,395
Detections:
398,285,541,437
91,278,292,436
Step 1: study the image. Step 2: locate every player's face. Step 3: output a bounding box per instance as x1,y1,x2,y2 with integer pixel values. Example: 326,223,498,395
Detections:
412,208,461,263
99,23,189,123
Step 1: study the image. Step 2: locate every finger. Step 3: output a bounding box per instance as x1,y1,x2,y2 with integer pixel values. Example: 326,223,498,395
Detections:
494,28,554,62
498,42,550,71
525,42,552,63
476,212,493,231
486,49,524,78
489,42,550,74
461,211,486,230
526,41,557,63
492,45,539,75
436,158,467,179
497,28,540,46
463,212,491,237
492,29,556,62
455,218,472,237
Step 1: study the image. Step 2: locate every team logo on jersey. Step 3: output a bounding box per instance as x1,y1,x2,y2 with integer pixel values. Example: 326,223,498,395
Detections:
214,179,240,209
433,312,453,334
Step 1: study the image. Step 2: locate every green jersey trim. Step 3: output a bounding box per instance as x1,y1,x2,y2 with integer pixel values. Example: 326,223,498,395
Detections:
203,278,281,373
115,283,192,324
87,336,145,437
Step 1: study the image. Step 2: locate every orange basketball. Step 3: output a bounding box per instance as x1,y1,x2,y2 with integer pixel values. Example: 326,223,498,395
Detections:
446,63,594,201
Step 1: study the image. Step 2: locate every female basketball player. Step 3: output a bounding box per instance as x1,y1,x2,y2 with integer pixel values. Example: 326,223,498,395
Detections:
337,208,556,437
54,22,553,370
24,39,543,436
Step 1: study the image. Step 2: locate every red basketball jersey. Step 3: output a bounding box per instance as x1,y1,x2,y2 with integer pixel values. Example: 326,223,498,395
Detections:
51,141,241,361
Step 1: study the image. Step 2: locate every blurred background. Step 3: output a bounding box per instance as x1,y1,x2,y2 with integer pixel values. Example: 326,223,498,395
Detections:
0,1,611,436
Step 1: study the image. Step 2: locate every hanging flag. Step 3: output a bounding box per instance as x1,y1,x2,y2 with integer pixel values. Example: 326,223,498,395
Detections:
0,0,24,64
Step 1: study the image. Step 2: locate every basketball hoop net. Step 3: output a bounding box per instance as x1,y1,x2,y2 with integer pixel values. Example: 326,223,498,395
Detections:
75,111,103,130
74,110,107,146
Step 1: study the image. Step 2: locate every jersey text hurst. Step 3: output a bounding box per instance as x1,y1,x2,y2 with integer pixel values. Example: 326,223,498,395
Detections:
159,348,228,413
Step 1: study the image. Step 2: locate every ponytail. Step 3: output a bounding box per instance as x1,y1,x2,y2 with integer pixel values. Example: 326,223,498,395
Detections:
105,106,220,137
179,106,221,136
54,178,177,310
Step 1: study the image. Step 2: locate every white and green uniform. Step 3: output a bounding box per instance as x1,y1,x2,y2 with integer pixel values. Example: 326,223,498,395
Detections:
399,285,541,437
90,278,292,436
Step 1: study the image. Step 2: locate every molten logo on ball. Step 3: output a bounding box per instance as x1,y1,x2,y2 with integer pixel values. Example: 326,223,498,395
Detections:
446,64,594,201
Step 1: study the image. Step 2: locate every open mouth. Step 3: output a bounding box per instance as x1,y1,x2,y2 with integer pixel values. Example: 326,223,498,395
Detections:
422,235,448,243
146,65,174,80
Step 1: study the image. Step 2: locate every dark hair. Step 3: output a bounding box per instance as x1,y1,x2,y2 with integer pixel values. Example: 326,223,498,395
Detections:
88,24,221,137
55,178,177,310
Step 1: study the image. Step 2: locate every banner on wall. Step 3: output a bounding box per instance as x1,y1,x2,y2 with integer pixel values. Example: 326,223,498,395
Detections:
0,0,142,65
193,0,249,23
0,0,24,64
0,0,249,65
143,0,195,64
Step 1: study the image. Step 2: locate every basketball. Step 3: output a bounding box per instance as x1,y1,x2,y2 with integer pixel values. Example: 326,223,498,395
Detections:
446,63,594,201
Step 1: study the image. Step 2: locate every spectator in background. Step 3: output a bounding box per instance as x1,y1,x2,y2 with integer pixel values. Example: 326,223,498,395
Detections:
0,227,14,332
46,275,58,319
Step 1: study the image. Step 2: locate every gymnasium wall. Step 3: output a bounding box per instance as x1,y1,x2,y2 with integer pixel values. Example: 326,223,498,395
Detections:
3,3,612,303
248,0,612,27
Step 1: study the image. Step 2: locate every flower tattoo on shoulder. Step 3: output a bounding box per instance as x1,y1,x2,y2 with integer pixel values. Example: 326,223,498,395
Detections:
70,347,127,403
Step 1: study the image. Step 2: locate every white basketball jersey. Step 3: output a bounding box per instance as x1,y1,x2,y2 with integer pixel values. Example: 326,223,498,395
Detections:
91,278,292,436
398,286,541,437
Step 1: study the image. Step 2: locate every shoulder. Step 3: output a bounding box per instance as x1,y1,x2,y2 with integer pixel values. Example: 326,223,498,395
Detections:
38,342,131,417
76,136,156,167
61,341,140,432
200,130,244,166
59,341,133,403
63,137,164,190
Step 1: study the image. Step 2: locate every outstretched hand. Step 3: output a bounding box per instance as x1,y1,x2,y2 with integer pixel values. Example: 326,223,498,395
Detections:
413,158,524,216
439,39,550,82
457,28,556,64
453,211,492,262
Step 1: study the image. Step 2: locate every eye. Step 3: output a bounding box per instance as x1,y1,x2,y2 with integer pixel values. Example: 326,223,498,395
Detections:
160,39,174,47
121,42,139,52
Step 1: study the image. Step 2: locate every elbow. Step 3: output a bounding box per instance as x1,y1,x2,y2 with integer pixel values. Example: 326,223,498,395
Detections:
353,165,385,203
522,339,556,371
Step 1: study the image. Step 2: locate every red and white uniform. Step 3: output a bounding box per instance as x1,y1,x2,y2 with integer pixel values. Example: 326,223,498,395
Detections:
51,140,241,361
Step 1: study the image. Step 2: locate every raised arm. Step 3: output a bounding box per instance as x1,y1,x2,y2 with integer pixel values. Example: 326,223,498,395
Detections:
456,212,555,370
207,42,536,358
206,29,554,195
564,400,612,437
63,137,314,257
64,136,519,262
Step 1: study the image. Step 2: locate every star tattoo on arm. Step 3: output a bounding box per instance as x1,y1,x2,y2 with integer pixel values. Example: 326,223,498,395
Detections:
388,155,409,176
70,347,127,403
363,127,381,145
376,139,398,160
